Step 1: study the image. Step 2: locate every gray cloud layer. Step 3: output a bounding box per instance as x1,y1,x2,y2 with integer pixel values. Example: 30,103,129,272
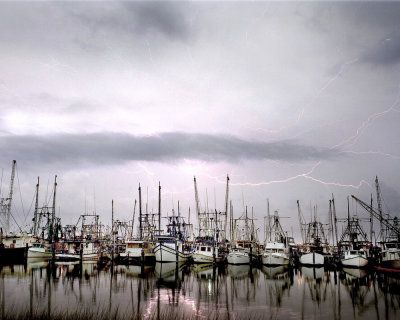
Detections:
0,132,338,166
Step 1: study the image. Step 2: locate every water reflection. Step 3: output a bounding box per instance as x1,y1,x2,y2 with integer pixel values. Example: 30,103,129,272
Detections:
0,262,399,319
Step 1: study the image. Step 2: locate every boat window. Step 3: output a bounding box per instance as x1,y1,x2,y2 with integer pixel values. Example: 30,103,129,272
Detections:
350,250,358,255
201,247,206,252
207,247,211,252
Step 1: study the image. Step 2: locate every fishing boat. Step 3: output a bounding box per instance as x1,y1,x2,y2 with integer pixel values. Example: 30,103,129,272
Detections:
341,249,368,267
119,240,155,264
380,242,400,269
227,246,250,265
263,242,290,265
191,243,219,263
297,202,328,266
262,210,290,266
337,201,371,268
27,243,52,259
228,205,258,265
55,247,80,261
154,215,190,263
0,233,36,261
55,241,98,261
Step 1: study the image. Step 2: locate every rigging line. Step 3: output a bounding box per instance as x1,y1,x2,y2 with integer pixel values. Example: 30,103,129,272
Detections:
22,191,36,227
15,164,26,218
10,203,22,233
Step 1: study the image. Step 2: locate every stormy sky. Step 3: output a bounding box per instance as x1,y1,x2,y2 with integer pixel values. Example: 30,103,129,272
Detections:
1,1,400,241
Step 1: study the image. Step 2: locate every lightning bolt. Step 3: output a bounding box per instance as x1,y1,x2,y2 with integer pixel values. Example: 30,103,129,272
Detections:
341,150,400,160
202,161,370,190
247,58,359,135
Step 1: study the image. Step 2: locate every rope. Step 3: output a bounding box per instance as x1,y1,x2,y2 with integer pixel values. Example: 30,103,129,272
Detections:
15,164,26,218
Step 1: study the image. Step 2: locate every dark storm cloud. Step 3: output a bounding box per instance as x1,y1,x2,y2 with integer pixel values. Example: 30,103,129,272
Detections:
71,2,192,42
0,132,338,166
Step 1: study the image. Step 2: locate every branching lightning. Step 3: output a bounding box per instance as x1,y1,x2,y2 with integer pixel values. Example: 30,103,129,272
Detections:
247,58,359,135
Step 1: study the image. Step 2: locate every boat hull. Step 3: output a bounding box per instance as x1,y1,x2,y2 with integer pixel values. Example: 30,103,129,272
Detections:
341,256,368,268
154,243,189,263
299,252,324,266
262,253,289,266
0,247,27,262
27,248,52,259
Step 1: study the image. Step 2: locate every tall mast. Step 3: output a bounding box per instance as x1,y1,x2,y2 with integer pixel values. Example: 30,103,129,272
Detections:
50,175,57,243
328,200,333,246
267,199,271,242
332,195,338,247
5,160,16,235
139,184,142,241
229,200,233,242
130,199,137,239
158,182,161,235
375,176,385,241
297,200,305,244
33,177,40,237
370,194,374,244
245,206,249,241
112,199,115,259
193,177,200,235
224,175,230,244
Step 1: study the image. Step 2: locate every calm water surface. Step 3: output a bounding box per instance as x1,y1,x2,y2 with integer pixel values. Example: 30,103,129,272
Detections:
0,261,399,319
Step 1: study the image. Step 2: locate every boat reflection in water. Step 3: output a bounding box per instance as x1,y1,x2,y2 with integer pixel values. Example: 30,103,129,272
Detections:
0,263,399,319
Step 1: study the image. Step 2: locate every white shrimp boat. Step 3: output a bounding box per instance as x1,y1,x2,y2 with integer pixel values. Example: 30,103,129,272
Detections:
154,237,190,263
119,240,155,264
227,247,250,265
262,242,290,266
55,241,98,261
341,249,368,268
380,242,400,269
191,244,219,263
299,251,324,266
27,243,52,259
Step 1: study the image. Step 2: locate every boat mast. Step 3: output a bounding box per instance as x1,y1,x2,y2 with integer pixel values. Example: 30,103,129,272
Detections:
33,177,40,237
130,199,137,239
112,199,115,260
139,184,142,241
50,175,57,243
375,176,385,242
158,182,161,235
193,177,201,238
4,160,16,235
224,175,229,246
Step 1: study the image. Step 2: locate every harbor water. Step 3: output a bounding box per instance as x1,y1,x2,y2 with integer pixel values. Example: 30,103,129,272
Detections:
0,261,399,320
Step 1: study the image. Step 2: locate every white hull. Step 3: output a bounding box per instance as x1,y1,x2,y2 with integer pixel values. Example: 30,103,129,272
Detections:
300,252,324,266
27,248,52,259
341,256,368,268
154,243,189,263
262,253,289,266
227,251,250,265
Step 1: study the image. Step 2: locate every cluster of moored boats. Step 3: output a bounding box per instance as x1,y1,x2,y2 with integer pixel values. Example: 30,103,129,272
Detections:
0,162,399,273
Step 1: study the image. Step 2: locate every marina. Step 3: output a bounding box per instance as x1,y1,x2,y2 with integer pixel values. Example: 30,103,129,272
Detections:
1,163,400,320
